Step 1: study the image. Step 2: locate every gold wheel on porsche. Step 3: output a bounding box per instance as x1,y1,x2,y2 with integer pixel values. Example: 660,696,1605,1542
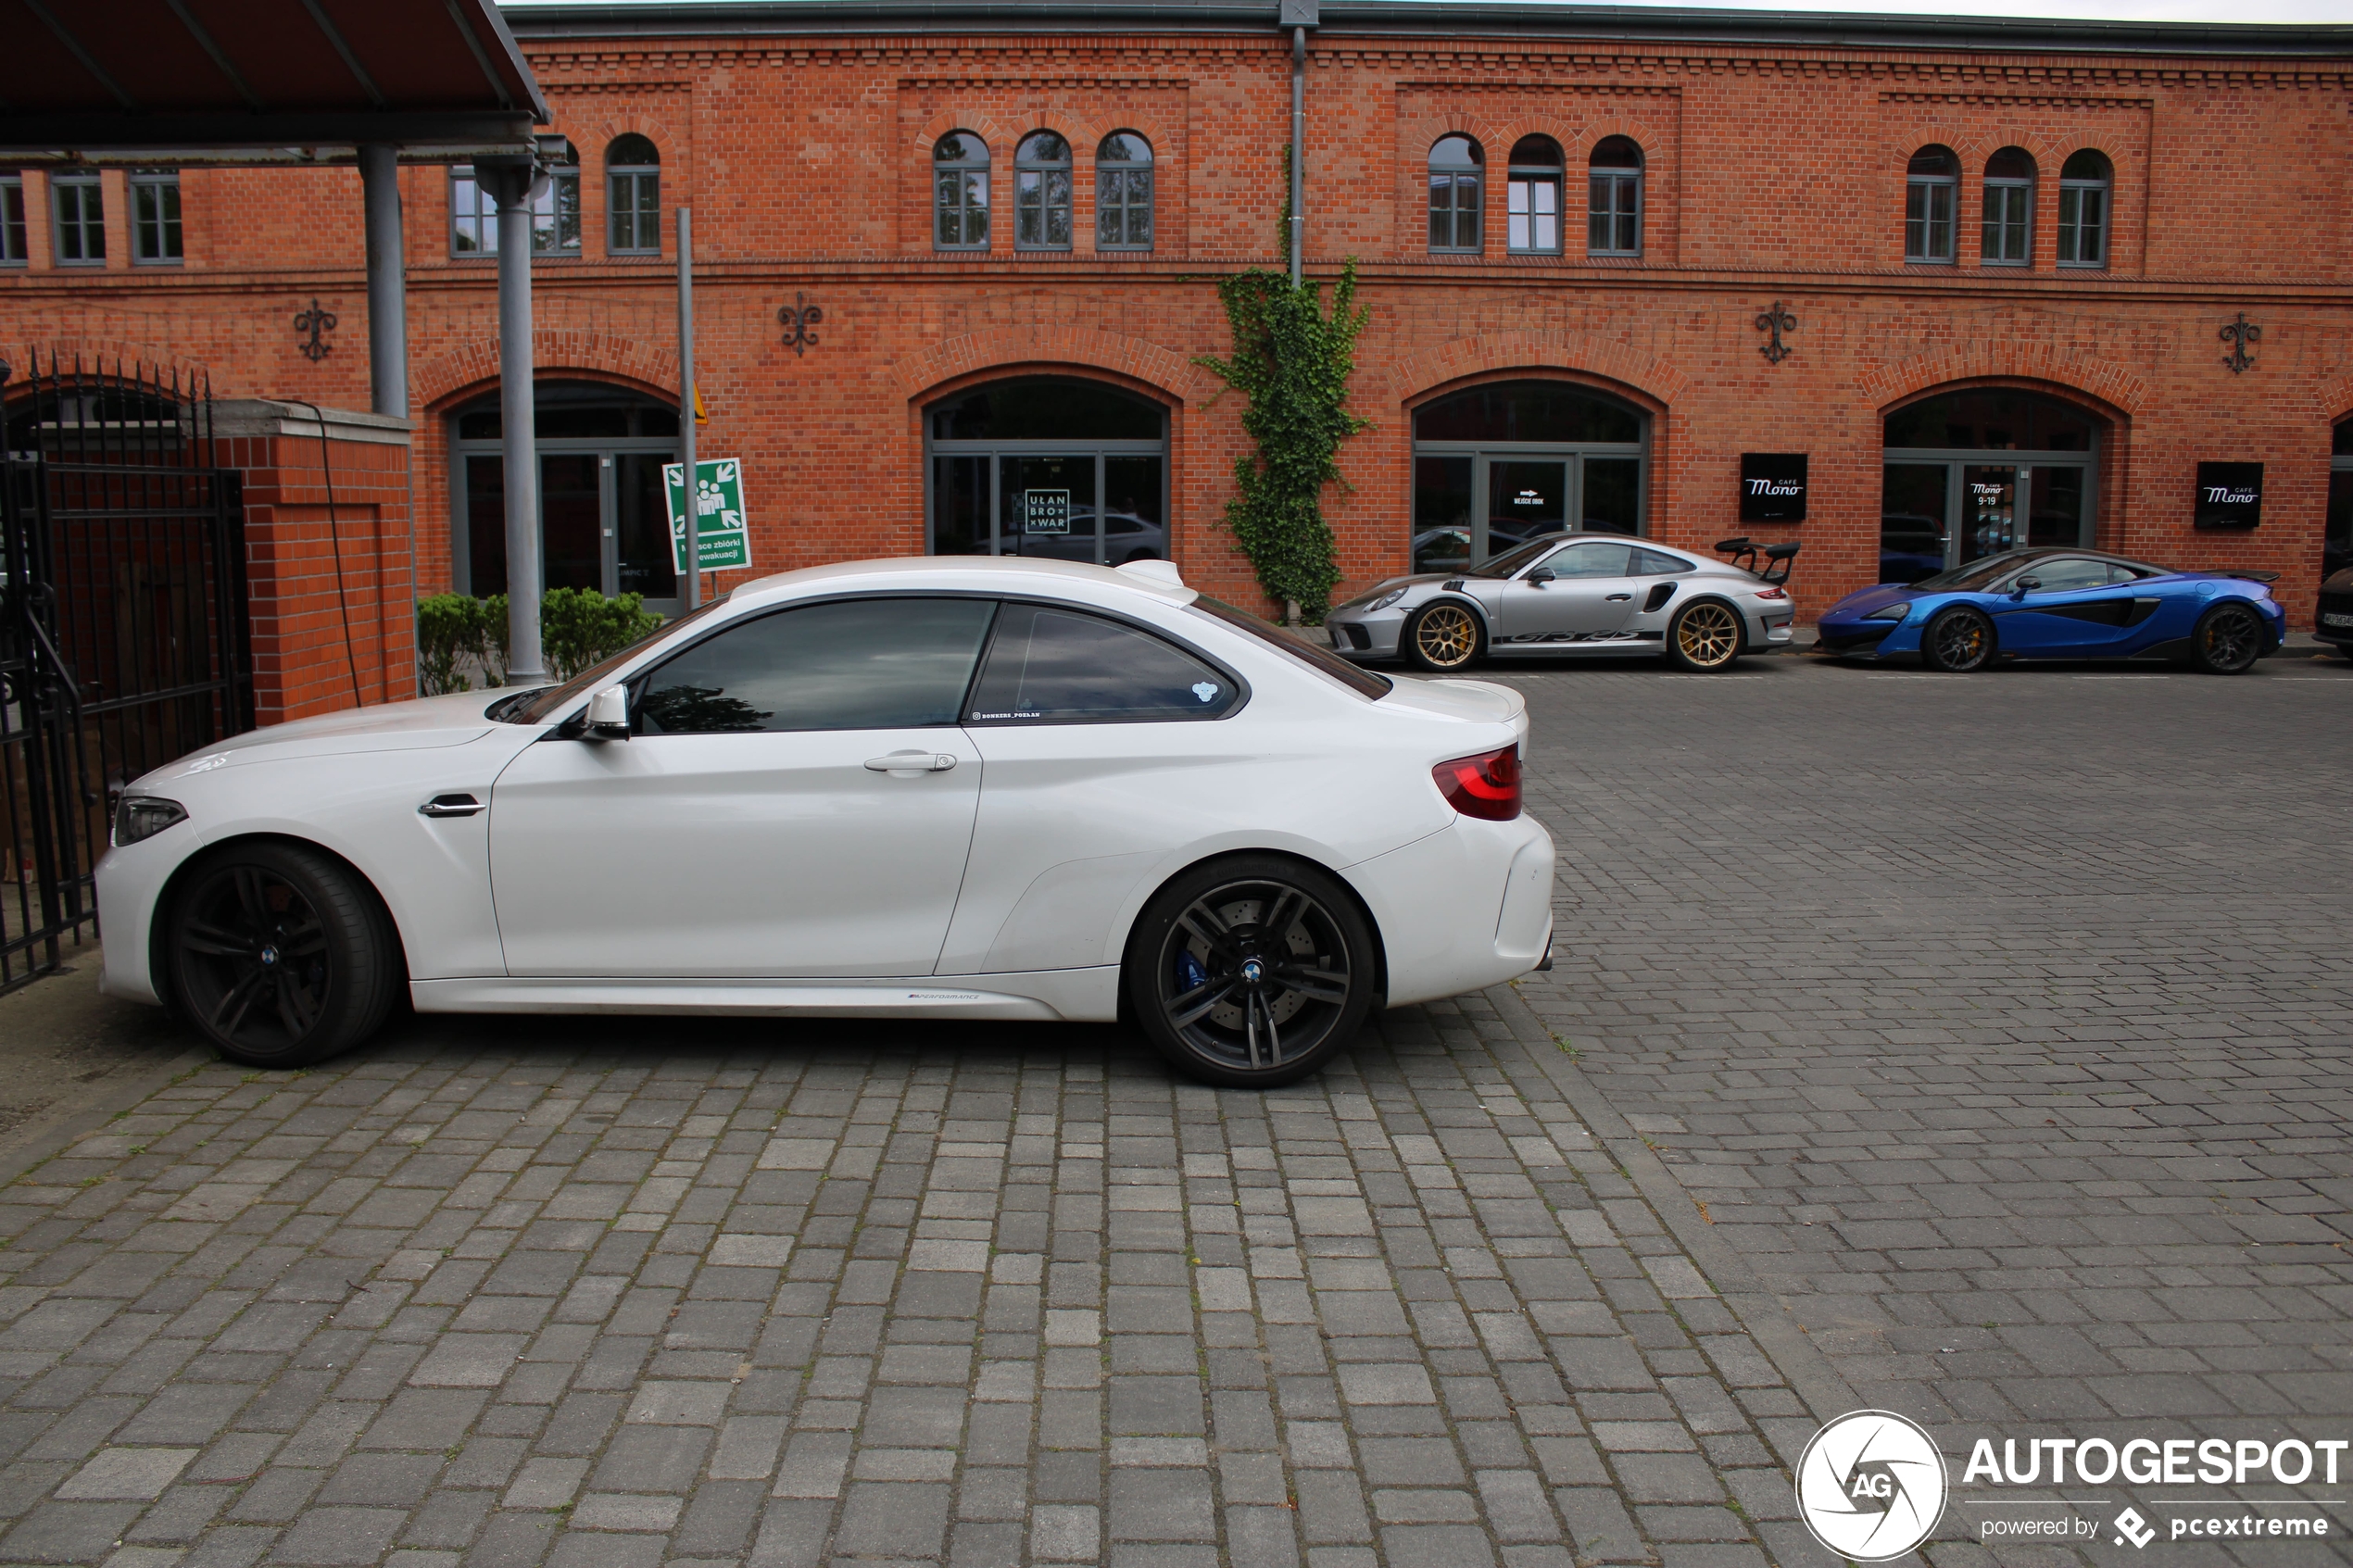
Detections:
1408,602,1481,671
1667,601,1742,671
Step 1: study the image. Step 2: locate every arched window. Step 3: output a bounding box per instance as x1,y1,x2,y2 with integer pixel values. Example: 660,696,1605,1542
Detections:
1905,145,1958,263
607,133,661,256
1428,135,1482,253
1506,136,1563,255
2057,149,2111,268
1982,146,2034,266
1411,381,1649,569
1881,389,2102,582
1587,136,1643,257
1097,132,1153,251
926,378,1169,563
1015,131,1073,251
934,132,990,251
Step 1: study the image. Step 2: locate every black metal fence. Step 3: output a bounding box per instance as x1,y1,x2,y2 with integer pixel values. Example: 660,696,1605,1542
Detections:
2,352,252,993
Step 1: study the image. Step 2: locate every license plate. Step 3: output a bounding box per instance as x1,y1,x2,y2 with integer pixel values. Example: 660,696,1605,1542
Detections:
2325,612,2353,628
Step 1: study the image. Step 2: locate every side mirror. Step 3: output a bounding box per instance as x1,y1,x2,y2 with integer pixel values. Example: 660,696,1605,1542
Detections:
586,684,630,740
1526,568,1555,586
2013,575,2041,596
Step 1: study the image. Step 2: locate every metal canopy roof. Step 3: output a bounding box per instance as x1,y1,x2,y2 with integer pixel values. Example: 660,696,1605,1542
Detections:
0,0,551,160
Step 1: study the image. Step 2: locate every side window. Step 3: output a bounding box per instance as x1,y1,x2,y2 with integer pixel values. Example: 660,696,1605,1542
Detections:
2020,558,2110,594
1632,548,1692,575
636,598,996,734
2108,563,2150,586
967,603,1239,724
1546,542,1635,578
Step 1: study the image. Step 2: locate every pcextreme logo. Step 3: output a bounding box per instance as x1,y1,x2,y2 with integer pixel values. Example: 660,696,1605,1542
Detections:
1794,1411,1950,1561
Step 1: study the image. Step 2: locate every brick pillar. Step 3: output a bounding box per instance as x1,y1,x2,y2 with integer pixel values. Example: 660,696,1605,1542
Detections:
209,400,416,725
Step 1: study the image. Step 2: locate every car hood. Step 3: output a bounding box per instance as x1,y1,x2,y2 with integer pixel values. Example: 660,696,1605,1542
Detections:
1338,573,1458,608
141,690,517,783
1823,583,1922,618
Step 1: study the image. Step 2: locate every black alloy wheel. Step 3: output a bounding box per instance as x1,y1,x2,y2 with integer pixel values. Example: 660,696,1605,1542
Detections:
1921,606,1996,672
2188,601,2264,674
1665,599,1743,671
1405,601,1483,672
166,842,400,1068
1126,856,1376,1088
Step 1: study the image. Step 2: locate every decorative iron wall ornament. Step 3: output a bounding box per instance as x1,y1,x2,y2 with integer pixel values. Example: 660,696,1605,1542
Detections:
778,293,823,356
2219,311,2260,374
293,299,338,363
1755,300,1796,365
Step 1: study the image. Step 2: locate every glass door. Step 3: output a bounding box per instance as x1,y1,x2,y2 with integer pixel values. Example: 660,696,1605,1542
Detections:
1960,465,2020,566
1000,455,1100,563
1487,458,1569,555
1880,464,1951,584
614,454,678,602
542,455,603,592
1580,458,1641,535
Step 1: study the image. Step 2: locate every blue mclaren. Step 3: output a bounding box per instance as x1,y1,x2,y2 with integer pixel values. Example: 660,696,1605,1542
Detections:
1817,547,2284,673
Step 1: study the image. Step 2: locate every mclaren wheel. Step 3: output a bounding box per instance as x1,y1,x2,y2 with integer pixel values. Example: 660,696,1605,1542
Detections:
2188,601,2264,674
1405,601,1484,672
1126,856,1377,1089
1664,599,1743,672
164,841,401,1069
1921,606,1995,672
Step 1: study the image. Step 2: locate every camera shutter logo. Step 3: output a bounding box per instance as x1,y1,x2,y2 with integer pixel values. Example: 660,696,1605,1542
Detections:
1794,1411,1948,1561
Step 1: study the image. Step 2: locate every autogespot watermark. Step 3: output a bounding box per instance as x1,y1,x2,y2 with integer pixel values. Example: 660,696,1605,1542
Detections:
1795,1411,2345,1557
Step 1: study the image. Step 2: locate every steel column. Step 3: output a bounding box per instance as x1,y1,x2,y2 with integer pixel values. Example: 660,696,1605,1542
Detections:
479,157,546,683
359,144,408,420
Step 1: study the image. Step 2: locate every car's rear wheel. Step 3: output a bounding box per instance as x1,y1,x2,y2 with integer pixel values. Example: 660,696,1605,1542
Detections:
1921,606,1995,671
164,841,400,1069
1126,856,1376,1089
1665,599,1743,671
1405,601,1483,672
2189,601,2264,674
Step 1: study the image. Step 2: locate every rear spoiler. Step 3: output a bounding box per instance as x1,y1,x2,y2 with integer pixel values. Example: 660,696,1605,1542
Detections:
1714,536,1800,586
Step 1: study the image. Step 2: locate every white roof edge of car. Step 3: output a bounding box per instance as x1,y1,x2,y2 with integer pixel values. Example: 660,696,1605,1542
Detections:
727,554,1198,606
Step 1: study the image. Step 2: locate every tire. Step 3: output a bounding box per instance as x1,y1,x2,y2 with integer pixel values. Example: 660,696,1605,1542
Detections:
163,841,400,1069
1404,600,1483,672
1921,606,1995,672
1125,855,1378,1088
1664,599,1743,671
2188,601,2264,674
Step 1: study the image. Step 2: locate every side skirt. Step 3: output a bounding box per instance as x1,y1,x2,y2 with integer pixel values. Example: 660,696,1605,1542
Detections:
410,967,1124,1022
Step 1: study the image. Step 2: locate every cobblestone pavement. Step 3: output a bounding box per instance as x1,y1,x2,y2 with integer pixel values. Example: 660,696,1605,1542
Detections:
2,649,2347,1568
1509,651,2353,1563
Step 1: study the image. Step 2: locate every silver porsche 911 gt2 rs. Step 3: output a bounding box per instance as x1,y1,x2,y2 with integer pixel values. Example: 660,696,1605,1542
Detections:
1325,533,1800,673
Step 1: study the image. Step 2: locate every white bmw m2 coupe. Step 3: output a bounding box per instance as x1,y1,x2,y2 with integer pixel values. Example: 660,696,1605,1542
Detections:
97,557,1554,1086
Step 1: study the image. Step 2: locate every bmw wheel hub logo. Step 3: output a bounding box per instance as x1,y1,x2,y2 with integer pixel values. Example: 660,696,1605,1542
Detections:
1795,1410,1948,1561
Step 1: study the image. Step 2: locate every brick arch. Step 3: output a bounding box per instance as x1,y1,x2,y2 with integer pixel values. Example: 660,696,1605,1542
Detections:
1860,345,2147,419
1383,332,1692,411
1067,114,1178,161
415,332,682,416
1959,132,2063,174
894,326,1206,405
913,112,1016,157
1889,129,1970,169
2321,374,2353,426
572,115,686,173
1484,118,1587,163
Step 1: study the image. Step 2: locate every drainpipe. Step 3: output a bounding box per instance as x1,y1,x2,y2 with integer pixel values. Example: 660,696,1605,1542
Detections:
1283,4,1316,282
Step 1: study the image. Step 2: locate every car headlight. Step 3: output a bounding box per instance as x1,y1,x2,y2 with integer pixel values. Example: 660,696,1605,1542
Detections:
1863,602,1913,622
113,796,187,847
1364,587,1409,612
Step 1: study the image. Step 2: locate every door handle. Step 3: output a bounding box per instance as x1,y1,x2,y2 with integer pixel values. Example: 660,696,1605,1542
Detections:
1604,593,1633,602
419,793,484,818
865,753,958,773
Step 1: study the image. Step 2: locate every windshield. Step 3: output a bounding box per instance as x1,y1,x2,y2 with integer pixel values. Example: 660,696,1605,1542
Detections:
1902,552,2045,594
1188,596,1392,699
1466,535,1564,580
490,596,733,725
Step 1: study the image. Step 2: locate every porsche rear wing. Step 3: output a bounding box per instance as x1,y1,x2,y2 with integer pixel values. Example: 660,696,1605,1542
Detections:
1714,536,1800,585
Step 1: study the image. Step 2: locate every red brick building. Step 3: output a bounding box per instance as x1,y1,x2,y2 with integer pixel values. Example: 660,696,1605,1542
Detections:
10,0,2353,646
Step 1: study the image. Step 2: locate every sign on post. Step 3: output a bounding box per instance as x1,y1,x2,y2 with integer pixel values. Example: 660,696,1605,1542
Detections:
1022,489,1071,535
664,458,752,571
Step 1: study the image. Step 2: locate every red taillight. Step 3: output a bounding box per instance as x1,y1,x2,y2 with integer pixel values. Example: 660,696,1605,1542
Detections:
1433,744,1522,821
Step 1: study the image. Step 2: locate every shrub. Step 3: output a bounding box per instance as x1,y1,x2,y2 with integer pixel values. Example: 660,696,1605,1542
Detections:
415,589,658,692
540,587,665,682
414,594,479,696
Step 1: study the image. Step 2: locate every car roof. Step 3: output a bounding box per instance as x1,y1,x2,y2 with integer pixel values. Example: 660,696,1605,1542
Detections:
729,554,1199,608
1971,546,2171,574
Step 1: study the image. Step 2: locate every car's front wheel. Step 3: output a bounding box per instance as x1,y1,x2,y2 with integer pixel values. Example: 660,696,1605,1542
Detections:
164,841,401,1069
1665,599,1743,671
1405,601,1483,672
1126,856,1377,1088
2188,601,2264,674
1921,606,1995,671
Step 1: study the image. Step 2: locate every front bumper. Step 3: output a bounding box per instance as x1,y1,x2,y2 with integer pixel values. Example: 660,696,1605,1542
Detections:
1326,605,1408,660
2315,593,2353,646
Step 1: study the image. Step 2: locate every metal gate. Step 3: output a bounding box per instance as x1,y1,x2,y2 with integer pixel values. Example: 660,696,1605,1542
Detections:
2,354,252,993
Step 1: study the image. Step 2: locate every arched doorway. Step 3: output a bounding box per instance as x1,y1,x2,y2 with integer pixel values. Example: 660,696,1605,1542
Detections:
448,382,682,608
1409,380,1648,573
1880,388,2102,584
925,377,1168,564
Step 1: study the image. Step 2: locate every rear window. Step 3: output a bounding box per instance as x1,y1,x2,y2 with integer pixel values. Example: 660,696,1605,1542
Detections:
966,603,1239,724
1188,596,1393,699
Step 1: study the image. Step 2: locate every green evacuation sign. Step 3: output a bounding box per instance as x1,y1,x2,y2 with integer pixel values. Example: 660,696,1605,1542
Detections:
664,458,751,572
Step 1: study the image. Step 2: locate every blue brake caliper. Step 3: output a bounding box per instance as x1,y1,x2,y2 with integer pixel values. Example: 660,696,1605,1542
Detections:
1176,950,1208,993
